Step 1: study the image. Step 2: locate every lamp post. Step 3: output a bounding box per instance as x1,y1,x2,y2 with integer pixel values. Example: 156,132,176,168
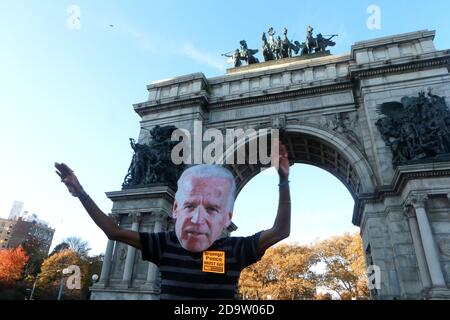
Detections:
87,274,99,300
29,274,39,300
57,268,70,300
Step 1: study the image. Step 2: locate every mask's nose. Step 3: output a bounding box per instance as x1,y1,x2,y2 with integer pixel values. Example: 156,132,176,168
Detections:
191,207,205,224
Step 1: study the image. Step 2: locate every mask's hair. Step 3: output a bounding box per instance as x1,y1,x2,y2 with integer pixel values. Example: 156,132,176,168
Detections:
175,164,236,212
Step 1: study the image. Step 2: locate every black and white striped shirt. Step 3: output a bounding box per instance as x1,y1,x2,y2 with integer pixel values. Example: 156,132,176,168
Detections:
139,231,263,300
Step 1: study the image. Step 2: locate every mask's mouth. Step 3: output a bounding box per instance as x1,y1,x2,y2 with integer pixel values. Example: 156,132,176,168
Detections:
183,227,208,238
186,231,206,236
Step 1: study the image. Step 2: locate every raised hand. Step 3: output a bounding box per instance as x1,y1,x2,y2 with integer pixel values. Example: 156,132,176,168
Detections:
55,162,83,197
278,142,290,180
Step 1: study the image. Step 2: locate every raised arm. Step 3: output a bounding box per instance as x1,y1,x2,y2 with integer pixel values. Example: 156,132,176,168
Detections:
55,162,142,250
257,143,291,256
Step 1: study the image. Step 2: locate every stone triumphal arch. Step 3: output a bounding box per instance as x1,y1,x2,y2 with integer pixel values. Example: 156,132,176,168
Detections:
91,30,450,300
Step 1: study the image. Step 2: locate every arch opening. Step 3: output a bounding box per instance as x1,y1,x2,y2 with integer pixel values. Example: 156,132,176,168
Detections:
232,163,358,242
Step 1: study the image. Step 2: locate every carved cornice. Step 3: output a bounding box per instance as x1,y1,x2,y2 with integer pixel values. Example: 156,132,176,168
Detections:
106,185,176,202
370,168,450,201
350,30,435,55
133,94,209,117
146,72,207,90
210,82,354,109
133,79,354,113
350,54,450,79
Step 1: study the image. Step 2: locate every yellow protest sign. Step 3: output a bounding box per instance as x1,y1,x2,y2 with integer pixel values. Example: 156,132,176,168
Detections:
202,251,225,274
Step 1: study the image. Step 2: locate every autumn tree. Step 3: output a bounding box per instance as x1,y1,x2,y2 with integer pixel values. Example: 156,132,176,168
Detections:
314,232,369,300
35,249,83,300
238,244,319,300
35,236,100,300
59,237,100,299
238,232,369,300
0,246,29,287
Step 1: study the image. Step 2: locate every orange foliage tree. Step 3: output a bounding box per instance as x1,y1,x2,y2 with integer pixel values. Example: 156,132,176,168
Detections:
0,246,29,287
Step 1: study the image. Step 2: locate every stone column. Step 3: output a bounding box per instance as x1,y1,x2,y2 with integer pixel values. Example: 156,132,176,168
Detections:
122,212,141,287
403,206,432,290
146,211,165,286
406,194,446,288
98,240,114,286
98,214,119,286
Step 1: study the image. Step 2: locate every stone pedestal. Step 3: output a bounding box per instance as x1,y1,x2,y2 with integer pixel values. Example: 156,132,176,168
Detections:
425,287,450,300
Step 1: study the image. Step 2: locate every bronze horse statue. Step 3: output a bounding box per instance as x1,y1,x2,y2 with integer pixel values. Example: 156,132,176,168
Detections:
261,32,275,61
302,25,316,55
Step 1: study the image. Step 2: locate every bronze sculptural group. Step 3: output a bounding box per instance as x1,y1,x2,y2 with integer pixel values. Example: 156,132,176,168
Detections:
222,40,259,68
122,125,185,188
223,25,338,67
375,90,450,166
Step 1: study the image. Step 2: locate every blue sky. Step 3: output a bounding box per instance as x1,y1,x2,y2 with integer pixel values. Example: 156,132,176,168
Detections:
1,1,449,255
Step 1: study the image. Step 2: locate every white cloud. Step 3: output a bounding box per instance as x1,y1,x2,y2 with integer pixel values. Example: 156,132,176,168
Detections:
116,25,227,72
120,24,156,52
182,43,227,72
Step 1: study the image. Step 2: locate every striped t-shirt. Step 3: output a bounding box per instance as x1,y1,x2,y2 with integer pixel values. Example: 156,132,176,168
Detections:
139,231,264,300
